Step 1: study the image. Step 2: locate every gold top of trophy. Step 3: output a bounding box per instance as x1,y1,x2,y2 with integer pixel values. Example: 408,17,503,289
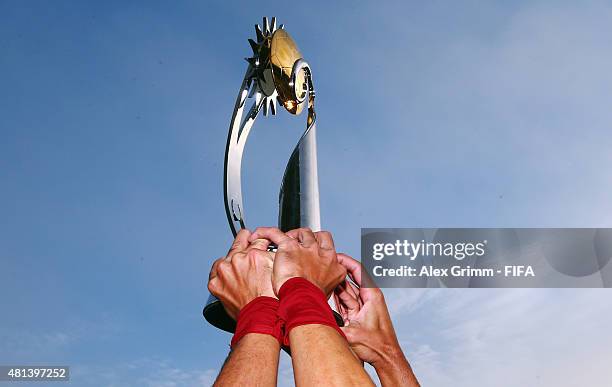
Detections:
247,18,309,116
270,29,307,115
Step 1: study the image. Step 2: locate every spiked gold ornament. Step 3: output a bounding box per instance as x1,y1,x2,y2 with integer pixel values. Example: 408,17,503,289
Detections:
246,17,308,116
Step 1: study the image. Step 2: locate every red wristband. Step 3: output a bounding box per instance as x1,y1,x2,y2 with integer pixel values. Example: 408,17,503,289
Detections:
230,296,283,348
277,277,346,346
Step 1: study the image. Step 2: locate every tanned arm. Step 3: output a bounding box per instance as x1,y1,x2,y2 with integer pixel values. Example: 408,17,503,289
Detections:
249,227,375,387
208,229,280,387
214,333,279,387
334,253,420,387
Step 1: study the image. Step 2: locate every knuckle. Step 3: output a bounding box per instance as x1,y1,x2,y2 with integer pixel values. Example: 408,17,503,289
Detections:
301,227,312,234
217,260,231,274
250,239,267,248
246,249,261,261
207,278,219,294
254,226,272,234
231,253,247,267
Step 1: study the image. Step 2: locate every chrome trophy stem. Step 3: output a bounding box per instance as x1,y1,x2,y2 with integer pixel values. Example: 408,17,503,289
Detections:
279,60,320,232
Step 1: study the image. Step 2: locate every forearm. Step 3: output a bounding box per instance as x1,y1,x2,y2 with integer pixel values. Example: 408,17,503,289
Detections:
290,324,374,386
373,346,419,387
214,333,280,387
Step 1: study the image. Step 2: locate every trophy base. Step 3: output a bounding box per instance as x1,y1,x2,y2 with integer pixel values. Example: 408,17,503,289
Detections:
203,294,345,334
203,295,237,333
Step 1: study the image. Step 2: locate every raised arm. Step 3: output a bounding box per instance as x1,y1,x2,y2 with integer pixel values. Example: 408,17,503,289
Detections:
334,253,420,387
208,229,280,387
249,227,375,387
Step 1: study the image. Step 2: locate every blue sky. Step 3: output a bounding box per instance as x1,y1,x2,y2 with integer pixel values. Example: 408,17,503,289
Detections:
1,1,612,386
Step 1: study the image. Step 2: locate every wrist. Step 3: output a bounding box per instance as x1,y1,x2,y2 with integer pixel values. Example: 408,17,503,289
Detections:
372,344,419,386
231,296,282,348
276,275,319,295
374,347,420,387
276,277,345,346
238,288,276,310
371,342,407,370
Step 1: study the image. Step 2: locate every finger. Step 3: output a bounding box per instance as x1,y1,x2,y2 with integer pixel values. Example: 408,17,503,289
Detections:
250,227,294,247
286,228,316,247
337,253,381,303
335,280,361,312
332,292,341,313
285,229,299,239
247,238,270,252
244,249,274,270
228,229,251,255
314,231,335,250
337,253,362,285
344,279,363,308
333,292,349,322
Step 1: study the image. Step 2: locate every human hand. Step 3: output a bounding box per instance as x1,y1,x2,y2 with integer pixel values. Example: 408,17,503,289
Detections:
334,254,419,386
207,229,276,320
333,253,398,365
248,227,347,297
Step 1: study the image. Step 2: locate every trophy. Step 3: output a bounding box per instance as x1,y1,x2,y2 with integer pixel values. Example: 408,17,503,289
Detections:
203,17,328,332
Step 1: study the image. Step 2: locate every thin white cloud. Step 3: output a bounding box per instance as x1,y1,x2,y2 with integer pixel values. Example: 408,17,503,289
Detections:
71,358,217,387
389,288,612,386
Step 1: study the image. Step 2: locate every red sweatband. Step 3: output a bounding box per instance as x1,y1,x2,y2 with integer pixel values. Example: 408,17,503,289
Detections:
230,296,283,348
277,277,346,346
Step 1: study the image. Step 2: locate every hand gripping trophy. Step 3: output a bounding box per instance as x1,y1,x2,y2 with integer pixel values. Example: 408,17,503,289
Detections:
203,17,326,332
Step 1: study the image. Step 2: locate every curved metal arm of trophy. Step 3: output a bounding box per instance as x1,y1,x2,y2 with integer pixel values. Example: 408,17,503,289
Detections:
223,66,265,237
224,18,317,237
223,17,284,237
